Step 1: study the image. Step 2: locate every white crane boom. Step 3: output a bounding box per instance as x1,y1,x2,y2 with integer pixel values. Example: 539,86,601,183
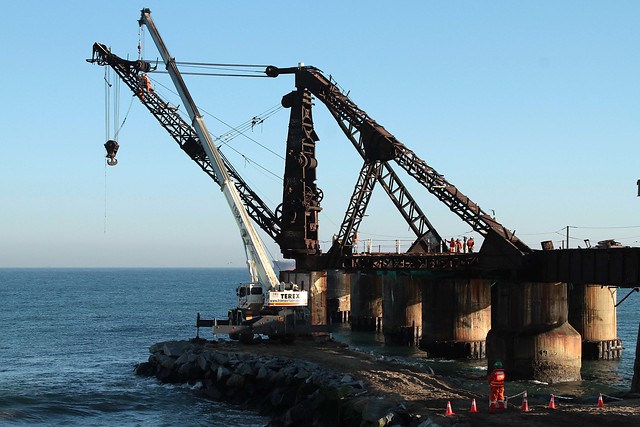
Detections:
138,8,281,291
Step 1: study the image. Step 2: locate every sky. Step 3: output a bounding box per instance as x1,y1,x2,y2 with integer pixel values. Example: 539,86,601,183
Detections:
0,1,639,268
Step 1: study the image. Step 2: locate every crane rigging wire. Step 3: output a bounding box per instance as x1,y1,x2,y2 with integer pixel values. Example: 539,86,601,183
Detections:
148,75,285,160
104,69,127,141
104,68,111,141
171,61,271,68
152,70,270,78
113,95,136,140
145,60,270,76
113,76,120,140
103,67,119,234
144,75,286,211
208,104,284,159
104,68,110,234
216,104,283,145
220,142,282,182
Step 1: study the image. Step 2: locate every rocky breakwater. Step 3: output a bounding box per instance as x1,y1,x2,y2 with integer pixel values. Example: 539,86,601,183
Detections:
135,339,415,427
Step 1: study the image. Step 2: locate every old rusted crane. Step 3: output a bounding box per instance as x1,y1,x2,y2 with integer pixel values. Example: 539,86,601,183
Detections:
265,65,532,269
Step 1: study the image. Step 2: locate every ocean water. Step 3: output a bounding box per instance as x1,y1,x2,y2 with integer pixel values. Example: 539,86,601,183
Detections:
0,268,268,426
0,269,639,425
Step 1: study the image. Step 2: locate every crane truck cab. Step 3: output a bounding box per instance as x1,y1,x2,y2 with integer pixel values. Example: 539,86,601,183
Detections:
237,283,265,312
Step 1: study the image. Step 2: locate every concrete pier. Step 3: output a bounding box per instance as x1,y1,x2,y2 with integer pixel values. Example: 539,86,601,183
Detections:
326,270,351,324
632,322,640,393
420,278,491,358
569,285,622,360
281,270,327,326
350,273,383,331
486,281,582,382
381,272,422,346
568,284,622,360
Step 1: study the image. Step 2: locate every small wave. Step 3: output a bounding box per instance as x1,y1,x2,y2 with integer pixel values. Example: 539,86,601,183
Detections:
0,410,21,421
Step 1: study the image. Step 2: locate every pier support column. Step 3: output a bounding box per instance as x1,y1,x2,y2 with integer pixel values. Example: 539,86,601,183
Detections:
420,278,491,358
632,322,640,393
280,270,327,326
326,270,350,324
486,281,582,382
350,273,383,331
382,272,422,346
568,284,621,360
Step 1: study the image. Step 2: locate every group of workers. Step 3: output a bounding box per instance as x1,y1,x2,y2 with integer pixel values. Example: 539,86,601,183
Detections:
448,236,475,253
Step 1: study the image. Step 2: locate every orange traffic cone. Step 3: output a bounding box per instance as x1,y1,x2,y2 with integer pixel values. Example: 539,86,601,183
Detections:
445,401,455,416
597,393,604,408
469,398,479,413
522,391,530,412
548,394,557,409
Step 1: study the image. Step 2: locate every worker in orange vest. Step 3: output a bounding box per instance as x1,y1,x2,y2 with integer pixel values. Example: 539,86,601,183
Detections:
467,237,475,253
449,239,456,253
455,238,463,253
141,73,152,91
488,361,506,412
137,74,153,99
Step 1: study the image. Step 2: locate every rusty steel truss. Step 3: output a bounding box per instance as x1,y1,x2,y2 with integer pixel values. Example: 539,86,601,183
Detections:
267,65,531,267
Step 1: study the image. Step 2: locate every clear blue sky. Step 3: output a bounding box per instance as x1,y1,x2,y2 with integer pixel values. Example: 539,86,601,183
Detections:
1,1,638,268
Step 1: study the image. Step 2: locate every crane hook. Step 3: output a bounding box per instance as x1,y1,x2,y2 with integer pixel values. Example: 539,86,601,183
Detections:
104,139,119,166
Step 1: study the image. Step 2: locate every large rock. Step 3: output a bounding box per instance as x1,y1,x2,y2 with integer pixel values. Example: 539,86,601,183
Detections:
256,365,270,381
360,398,396,423
152,353,176,369
134,361,154,376
197,354,209,371
237,362,256,377
157,340,193,357
217,365,232,383
137,340,419,427
226,373,245,389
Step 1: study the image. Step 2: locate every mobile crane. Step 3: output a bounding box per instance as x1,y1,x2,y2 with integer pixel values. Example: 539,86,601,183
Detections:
90,9,312,342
